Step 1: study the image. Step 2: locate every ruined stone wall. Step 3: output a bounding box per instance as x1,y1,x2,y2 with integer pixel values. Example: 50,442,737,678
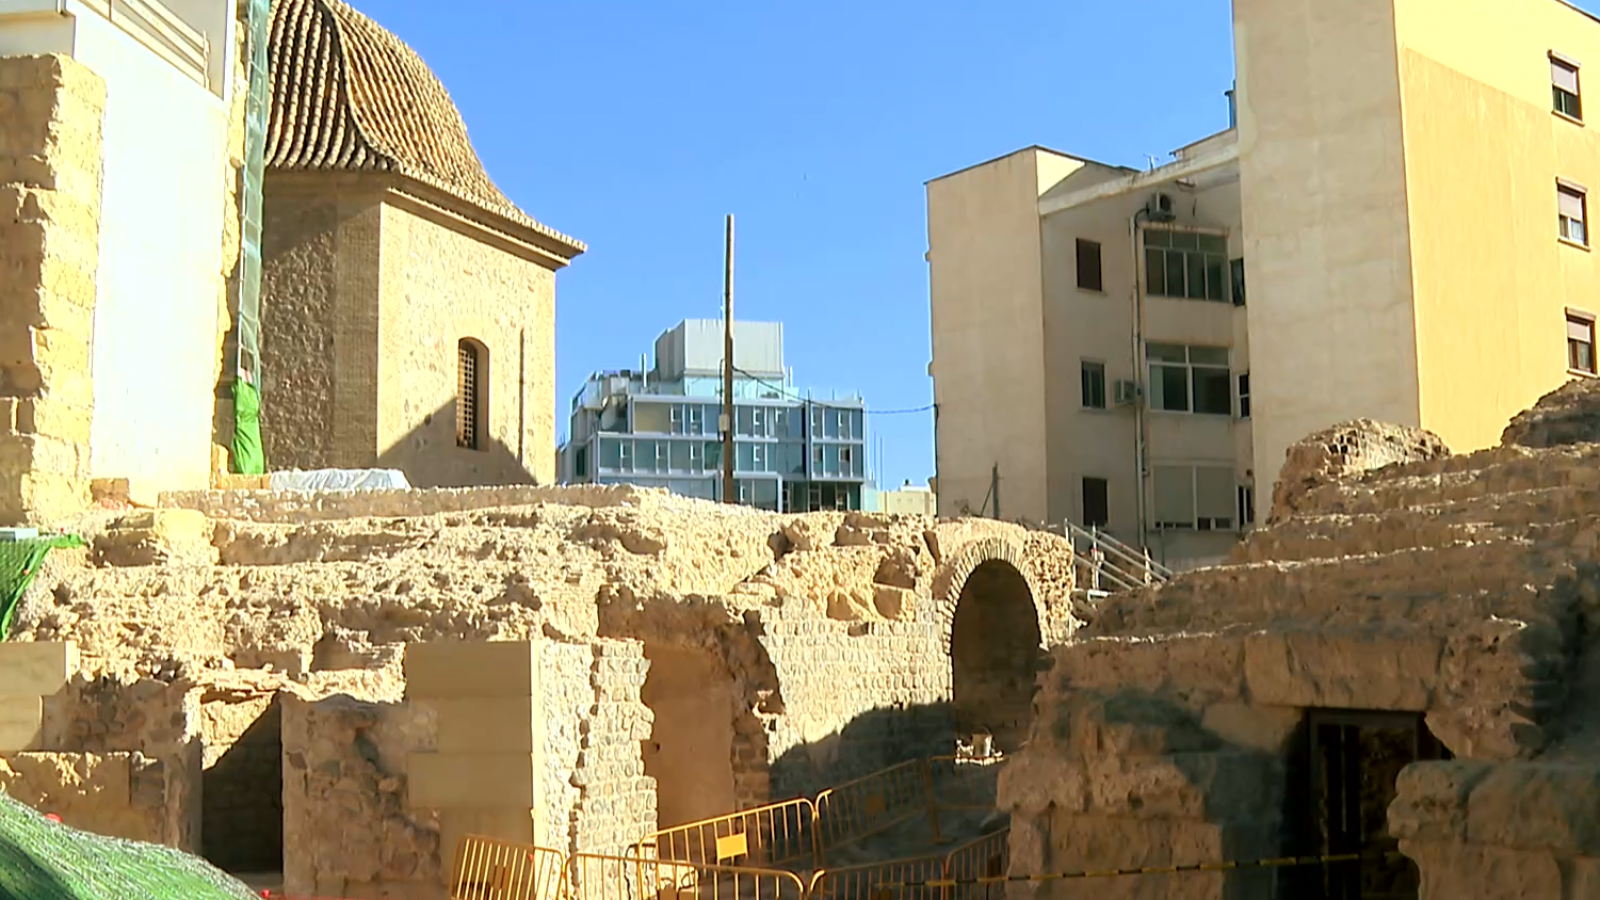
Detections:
0,55,105,525
209,2,250,457
281,693,441,899
375,199,559,488
567,640,656,854
0,752,171,843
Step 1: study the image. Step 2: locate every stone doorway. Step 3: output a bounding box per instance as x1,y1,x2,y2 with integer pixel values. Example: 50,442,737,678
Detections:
1283,710,1452,900
640,645,738,829
948,559,1043,754
200,696,284,876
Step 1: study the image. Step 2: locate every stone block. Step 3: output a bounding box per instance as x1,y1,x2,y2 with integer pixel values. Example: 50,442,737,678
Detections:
1199,703,1300,753
405,642,537,700
0,696,43,751
0,433,86,480
1466,763,1600,855
1243,630,1441,709
421,698,536,754
407,753,537,809
0,642,77,696
1401,840,1565,900
15,398,92,444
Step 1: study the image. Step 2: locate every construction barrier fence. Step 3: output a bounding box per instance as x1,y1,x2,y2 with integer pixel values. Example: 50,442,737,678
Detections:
636,797,819,869
449,834,1418,900
450,834,568,900
813,759,938,864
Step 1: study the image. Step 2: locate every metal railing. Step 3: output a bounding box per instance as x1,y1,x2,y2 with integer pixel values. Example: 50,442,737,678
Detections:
638,797,820,869
1059,522,1171,593
451,835,568,900
813,760,939,865
940,829,1009,900
807,855,948,900
567,851,809,900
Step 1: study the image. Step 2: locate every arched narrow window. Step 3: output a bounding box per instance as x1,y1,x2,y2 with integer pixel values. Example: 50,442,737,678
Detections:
457,339,487,450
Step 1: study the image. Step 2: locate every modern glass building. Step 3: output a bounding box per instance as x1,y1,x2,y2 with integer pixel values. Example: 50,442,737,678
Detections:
558,320,868,511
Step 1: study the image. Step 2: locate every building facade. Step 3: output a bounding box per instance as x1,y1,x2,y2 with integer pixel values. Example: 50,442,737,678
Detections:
559,320,869,512
928,0,1600,569
258,0,583,489
866,481,939,516
0,0,243,522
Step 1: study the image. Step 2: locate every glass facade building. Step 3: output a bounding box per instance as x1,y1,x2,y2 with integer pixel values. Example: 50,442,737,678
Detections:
558,320,868,512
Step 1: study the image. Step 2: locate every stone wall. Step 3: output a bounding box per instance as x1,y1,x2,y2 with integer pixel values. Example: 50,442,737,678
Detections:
257,187,349,471
375,198,559,488
258,179,561,488
0,55,105,524
0,751,170,843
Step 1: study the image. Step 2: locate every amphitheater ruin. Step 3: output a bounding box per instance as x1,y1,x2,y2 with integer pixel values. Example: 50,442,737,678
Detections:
3,380,1600,900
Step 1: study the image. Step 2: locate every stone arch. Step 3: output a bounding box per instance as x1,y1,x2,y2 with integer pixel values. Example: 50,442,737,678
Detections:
934,537,1047,753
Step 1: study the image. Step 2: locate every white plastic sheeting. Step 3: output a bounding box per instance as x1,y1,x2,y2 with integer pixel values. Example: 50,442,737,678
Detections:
267,469,411,492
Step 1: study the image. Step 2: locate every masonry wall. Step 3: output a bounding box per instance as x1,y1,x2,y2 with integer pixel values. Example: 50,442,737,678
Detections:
375,198,558,488
0,55,104,524
258,184,375,471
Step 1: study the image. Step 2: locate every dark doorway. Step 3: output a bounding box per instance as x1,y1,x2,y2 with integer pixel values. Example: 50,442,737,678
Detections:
1281,710,1451,900
949,560,1043,753
201,698,284,874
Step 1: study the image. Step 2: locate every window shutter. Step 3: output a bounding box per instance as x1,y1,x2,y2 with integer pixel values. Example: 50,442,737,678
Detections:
1554,59,1581,94
1152,466,1195,525
1561,187,1586,220
1569,317,1594,341
1195,467,1236,520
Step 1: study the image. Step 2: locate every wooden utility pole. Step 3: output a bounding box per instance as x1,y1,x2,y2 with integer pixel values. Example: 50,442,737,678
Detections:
721,215,737,505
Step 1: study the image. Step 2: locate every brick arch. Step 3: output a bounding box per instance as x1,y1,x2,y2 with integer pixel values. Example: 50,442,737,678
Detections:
931,536,1048,656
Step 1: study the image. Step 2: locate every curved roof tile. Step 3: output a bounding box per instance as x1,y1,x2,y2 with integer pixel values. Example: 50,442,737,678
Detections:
266,0,583,254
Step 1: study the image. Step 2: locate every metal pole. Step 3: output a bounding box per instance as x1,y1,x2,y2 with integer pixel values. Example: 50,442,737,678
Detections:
722,215,737,505
991,462,1001,520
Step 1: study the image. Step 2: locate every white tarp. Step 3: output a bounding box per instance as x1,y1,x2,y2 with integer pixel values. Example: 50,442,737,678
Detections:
267,468,411,492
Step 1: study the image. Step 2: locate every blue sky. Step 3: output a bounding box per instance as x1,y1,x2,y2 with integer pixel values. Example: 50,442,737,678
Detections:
356,0,1241,488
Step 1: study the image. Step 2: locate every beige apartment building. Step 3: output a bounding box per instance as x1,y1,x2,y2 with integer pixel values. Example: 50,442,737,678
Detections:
928,0,1600,569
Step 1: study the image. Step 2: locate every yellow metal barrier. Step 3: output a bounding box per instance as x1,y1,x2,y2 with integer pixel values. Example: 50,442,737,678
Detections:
940,829,1008,900
639,797,819,868
568,851,808,900
813,760,938,865
807,855,947,900
450,834,569,900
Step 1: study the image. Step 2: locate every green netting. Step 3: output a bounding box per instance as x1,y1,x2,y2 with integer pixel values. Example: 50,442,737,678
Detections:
0,791,260,900
231,377,265,476
0,535,83,641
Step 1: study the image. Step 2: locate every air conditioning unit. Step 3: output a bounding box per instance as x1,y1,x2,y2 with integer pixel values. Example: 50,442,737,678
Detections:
1113,380,1141,406
1146,192,1177,222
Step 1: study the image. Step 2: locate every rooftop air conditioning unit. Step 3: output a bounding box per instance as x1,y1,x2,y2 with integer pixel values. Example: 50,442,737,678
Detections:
1114,380,1141,407
1146,193,1177,222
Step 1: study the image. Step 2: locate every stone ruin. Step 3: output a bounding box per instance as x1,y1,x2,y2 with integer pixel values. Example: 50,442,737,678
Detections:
1002,379,1600,900
0,485,1075,897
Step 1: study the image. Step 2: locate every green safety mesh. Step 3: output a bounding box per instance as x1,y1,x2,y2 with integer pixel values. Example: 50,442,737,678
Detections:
231,378,265,478
0,791,259,900
231,0,271,476
0,535,83,641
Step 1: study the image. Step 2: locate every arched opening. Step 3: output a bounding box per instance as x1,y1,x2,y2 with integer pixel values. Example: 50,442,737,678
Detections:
456,338,489,450
949,559,1043,754
640,644,738,829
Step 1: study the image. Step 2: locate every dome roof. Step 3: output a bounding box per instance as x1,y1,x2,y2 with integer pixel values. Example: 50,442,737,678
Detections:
265,0,583,254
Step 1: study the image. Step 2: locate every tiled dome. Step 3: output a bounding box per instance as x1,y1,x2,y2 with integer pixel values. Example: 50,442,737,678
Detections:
265,0,582,251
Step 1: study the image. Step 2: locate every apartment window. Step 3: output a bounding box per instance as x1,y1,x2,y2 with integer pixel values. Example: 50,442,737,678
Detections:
1147,343,1231,414
574,446,589,479
456,339,485,450
1081,360,1107,409
1082,477,1109,528
1237,483,1256,527
1570,311,1598,374
1152,465,1236,531
1145,230,1227,302
1230,258,1247,307
1238,372,1251,419
1560,182,1588,246
1076,239,1104,292
1553,53,1583,121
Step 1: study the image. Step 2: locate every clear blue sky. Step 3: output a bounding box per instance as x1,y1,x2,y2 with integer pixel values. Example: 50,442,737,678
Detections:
358,1,1242,488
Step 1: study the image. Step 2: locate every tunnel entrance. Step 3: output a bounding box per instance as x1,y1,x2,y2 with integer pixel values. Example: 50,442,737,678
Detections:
1281,709,1452,900
641,644,738,830
949,559,1043,754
